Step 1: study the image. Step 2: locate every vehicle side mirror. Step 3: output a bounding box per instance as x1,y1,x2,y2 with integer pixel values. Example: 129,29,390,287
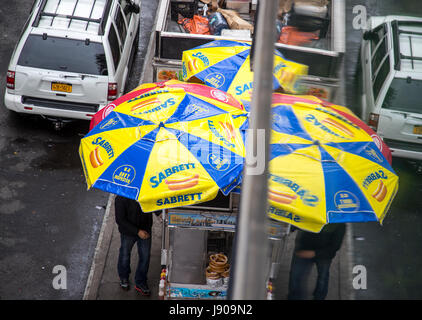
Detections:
363,30,377,41
126,2,140,14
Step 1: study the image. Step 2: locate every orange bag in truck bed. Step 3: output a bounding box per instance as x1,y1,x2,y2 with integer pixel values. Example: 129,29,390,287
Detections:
178,15,211,35
278,25,319,46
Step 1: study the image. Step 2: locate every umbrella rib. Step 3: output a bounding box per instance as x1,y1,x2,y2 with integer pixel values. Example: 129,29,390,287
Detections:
324,141,396,174
319,145,378,217
163,126,244,190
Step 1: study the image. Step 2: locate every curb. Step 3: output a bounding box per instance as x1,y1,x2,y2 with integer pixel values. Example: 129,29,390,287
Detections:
338,223,356,300
83,194,115,300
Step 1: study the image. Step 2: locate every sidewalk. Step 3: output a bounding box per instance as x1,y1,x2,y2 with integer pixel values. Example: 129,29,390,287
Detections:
82,0,355,300
83,194,356,300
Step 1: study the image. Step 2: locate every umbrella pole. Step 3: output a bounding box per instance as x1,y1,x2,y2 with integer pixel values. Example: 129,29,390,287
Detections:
229,0,278,300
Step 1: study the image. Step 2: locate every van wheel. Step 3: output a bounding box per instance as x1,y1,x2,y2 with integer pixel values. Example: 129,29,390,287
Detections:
7,109,28,121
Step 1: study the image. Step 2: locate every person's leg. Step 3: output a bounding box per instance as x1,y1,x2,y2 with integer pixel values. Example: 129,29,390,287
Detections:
117,233,137,282
313,259,332,300
287,254,314,300
134,236,152,290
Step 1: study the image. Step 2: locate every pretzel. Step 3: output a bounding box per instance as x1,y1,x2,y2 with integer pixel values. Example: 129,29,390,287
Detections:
210,253,228,266
206,253,231,281
209,255,228,273
206,266,220,280
208,263,227,273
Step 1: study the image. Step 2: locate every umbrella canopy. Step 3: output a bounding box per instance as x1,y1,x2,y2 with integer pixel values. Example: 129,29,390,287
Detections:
79,80,248,212
263,94,394,164
182,40,308,102
238,94,398,233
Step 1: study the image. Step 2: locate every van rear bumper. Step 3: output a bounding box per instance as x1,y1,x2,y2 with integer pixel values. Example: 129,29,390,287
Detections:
4,91,104,121
383,138,422,161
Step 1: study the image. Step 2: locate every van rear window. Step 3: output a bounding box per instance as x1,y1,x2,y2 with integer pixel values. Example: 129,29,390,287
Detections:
17,35,107,75
382,78,422,113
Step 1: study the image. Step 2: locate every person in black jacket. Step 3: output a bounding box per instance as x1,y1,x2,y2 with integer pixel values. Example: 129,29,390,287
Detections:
287,223,346,300
115,195,154,296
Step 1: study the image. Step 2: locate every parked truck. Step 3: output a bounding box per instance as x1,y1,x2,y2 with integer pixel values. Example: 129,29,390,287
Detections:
151,0,345,104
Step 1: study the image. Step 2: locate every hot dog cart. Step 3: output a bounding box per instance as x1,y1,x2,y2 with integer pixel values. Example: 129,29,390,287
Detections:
158,192,290,300
149,0,345,299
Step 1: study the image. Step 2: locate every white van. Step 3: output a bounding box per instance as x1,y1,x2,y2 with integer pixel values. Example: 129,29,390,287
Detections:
360,15,422,161
5,0,140,127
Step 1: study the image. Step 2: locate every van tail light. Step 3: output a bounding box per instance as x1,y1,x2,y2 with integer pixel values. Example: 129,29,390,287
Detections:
6,70,15,89
368,113,380,131
107,82,117,101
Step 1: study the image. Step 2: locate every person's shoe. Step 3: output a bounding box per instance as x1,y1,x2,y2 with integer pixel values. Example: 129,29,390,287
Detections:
120,279,130,291
135,283,151,296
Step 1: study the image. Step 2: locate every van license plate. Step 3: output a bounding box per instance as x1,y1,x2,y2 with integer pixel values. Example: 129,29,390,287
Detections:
52,82,72,93
413,125,422,135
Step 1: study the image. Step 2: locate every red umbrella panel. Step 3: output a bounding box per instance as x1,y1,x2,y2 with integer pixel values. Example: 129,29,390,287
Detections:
89,80,245,131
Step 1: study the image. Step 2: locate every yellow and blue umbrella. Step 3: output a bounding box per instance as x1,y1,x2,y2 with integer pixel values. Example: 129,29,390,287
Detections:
182,40,308,102
239,94,399,233
79,80,248,212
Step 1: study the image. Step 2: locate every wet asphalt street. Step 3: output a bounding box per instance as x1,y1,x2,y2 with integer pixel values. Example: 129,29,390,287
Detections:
0,0,158,299
346,0,422,299
1,0,422,301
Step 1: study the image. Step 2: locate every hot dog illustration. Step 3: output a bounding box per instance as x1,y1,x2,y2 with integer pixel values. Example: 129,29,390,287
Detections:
188,59,200,72
219,121,236,140
280,70,295,85
90,147,104,168
131,97,161,111
165,174,199,190
372,180,387,202
322,118,354,137
268,188,297,204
